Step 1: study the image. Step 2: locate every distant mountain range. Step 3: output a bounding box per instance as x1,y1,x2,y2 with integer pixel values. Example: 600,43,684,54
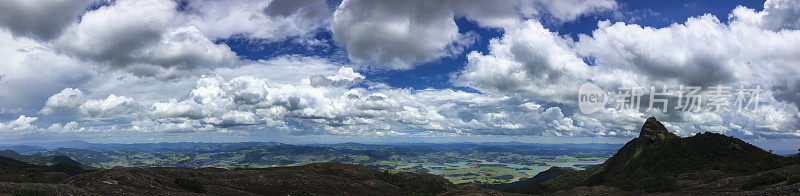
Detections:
0,140,622,154
0,140,620,172
0,117,797,195
0,141,283,154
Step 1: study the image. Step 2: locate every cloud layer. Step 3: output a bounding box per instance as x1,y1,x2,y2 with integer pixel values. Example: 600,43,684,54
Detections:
0,0,798,150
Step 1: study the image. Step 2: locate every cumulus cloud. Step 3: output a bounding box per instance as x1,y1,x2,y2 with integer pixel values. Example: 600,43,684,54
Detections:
451,0,800,140
40,88,85,115
462,1,800,101
309,67,364,87
0,115,38,133
575,8,800,109
333,0,617,69
79,94,141,118
129,119,215,133
183,0,332,40
150,99,205,119
132,65,555,136
3,0,800,146
733,0,800,31
56,0,237,79
333,0,463,69
541,107,565,122
0,30,93,112
536,0,617,22
0,0,92,40
134,69,618,138
454,20,591,103
46,121,95,133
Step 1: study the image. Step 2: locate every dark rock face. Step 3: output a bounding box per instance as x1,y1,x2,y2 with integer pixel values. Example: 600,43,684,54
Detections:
636,116,678,147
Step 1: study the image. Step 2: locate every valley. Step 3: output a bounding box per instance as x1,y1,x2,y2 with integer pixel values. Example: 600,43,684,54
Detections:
3,142,614,185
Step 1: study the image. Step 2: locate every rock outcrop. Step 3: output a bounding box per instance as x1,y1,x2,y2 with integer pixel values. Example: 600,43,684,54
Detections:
580,116,798,193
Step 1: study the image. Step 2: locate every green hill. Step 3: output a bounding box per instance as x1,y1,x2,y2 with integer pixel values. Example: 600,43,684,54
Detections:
0,152,91,183
583,117,797,191
504,116,800,194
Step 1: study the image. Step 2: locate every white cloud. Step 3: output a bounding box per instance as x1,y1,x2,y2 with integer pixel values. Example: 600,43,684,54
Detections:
150,99,205,119
129,119,214,133
79,94,141,118
575,9,800,108
40,88,85,115
453,20,591,103
0,115,38,133
536,0,617,22
214,55,346,84
333,0,617,69
47,121,95,133
733,0,800,31
521,102,541,111
127,64,528,136
2,0,800,146
0,30,93,112
453,0,799,113
309,67,364,87
541,107,565,122
183,0,332,40
449,0,800,140
333,0,464,69
56,0,237,79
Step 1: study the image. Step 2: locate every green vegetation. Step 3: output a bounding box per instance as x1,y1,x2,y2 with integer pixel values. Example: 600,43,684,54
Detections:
742,172,787,190
540,167,591,190
20,142,615,170
501,167,594,194
376,171,450,196
289,189,310,196
9,144,608,186
499,117,800,194
174,177,206,193
787,174,800,185
0,156,90,183
586,132,798,192
15,189,47,196
436,165,529,184
0,142,614,191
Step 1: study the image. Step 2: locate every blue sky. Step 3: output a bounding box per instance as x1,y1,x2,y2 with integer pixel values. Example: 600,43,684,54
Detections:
221,0,769,91
1,0,799,153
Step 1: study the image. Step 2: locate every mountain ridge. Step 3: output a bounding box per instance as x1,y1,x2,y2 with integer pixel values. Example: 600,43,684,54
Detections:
501,116,800,195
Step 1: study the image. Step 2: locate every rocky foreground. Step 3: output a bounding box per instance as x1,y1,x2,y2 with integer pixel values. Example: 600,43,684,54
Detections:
0,162,464,195
2,162,798,196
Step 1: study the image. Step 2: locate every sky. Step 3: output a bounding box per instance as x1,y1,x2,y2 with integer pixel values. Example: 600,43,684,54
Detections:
0,0,799,153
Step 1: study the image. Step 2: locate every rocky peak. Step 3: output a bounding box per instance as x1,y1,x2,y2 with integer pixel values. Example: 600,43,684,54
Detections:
637,116,677,147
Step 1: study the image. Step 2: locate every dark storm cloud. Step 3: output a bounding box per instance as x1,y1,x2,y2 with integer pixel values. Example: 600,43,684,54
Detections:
0,0,92,40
